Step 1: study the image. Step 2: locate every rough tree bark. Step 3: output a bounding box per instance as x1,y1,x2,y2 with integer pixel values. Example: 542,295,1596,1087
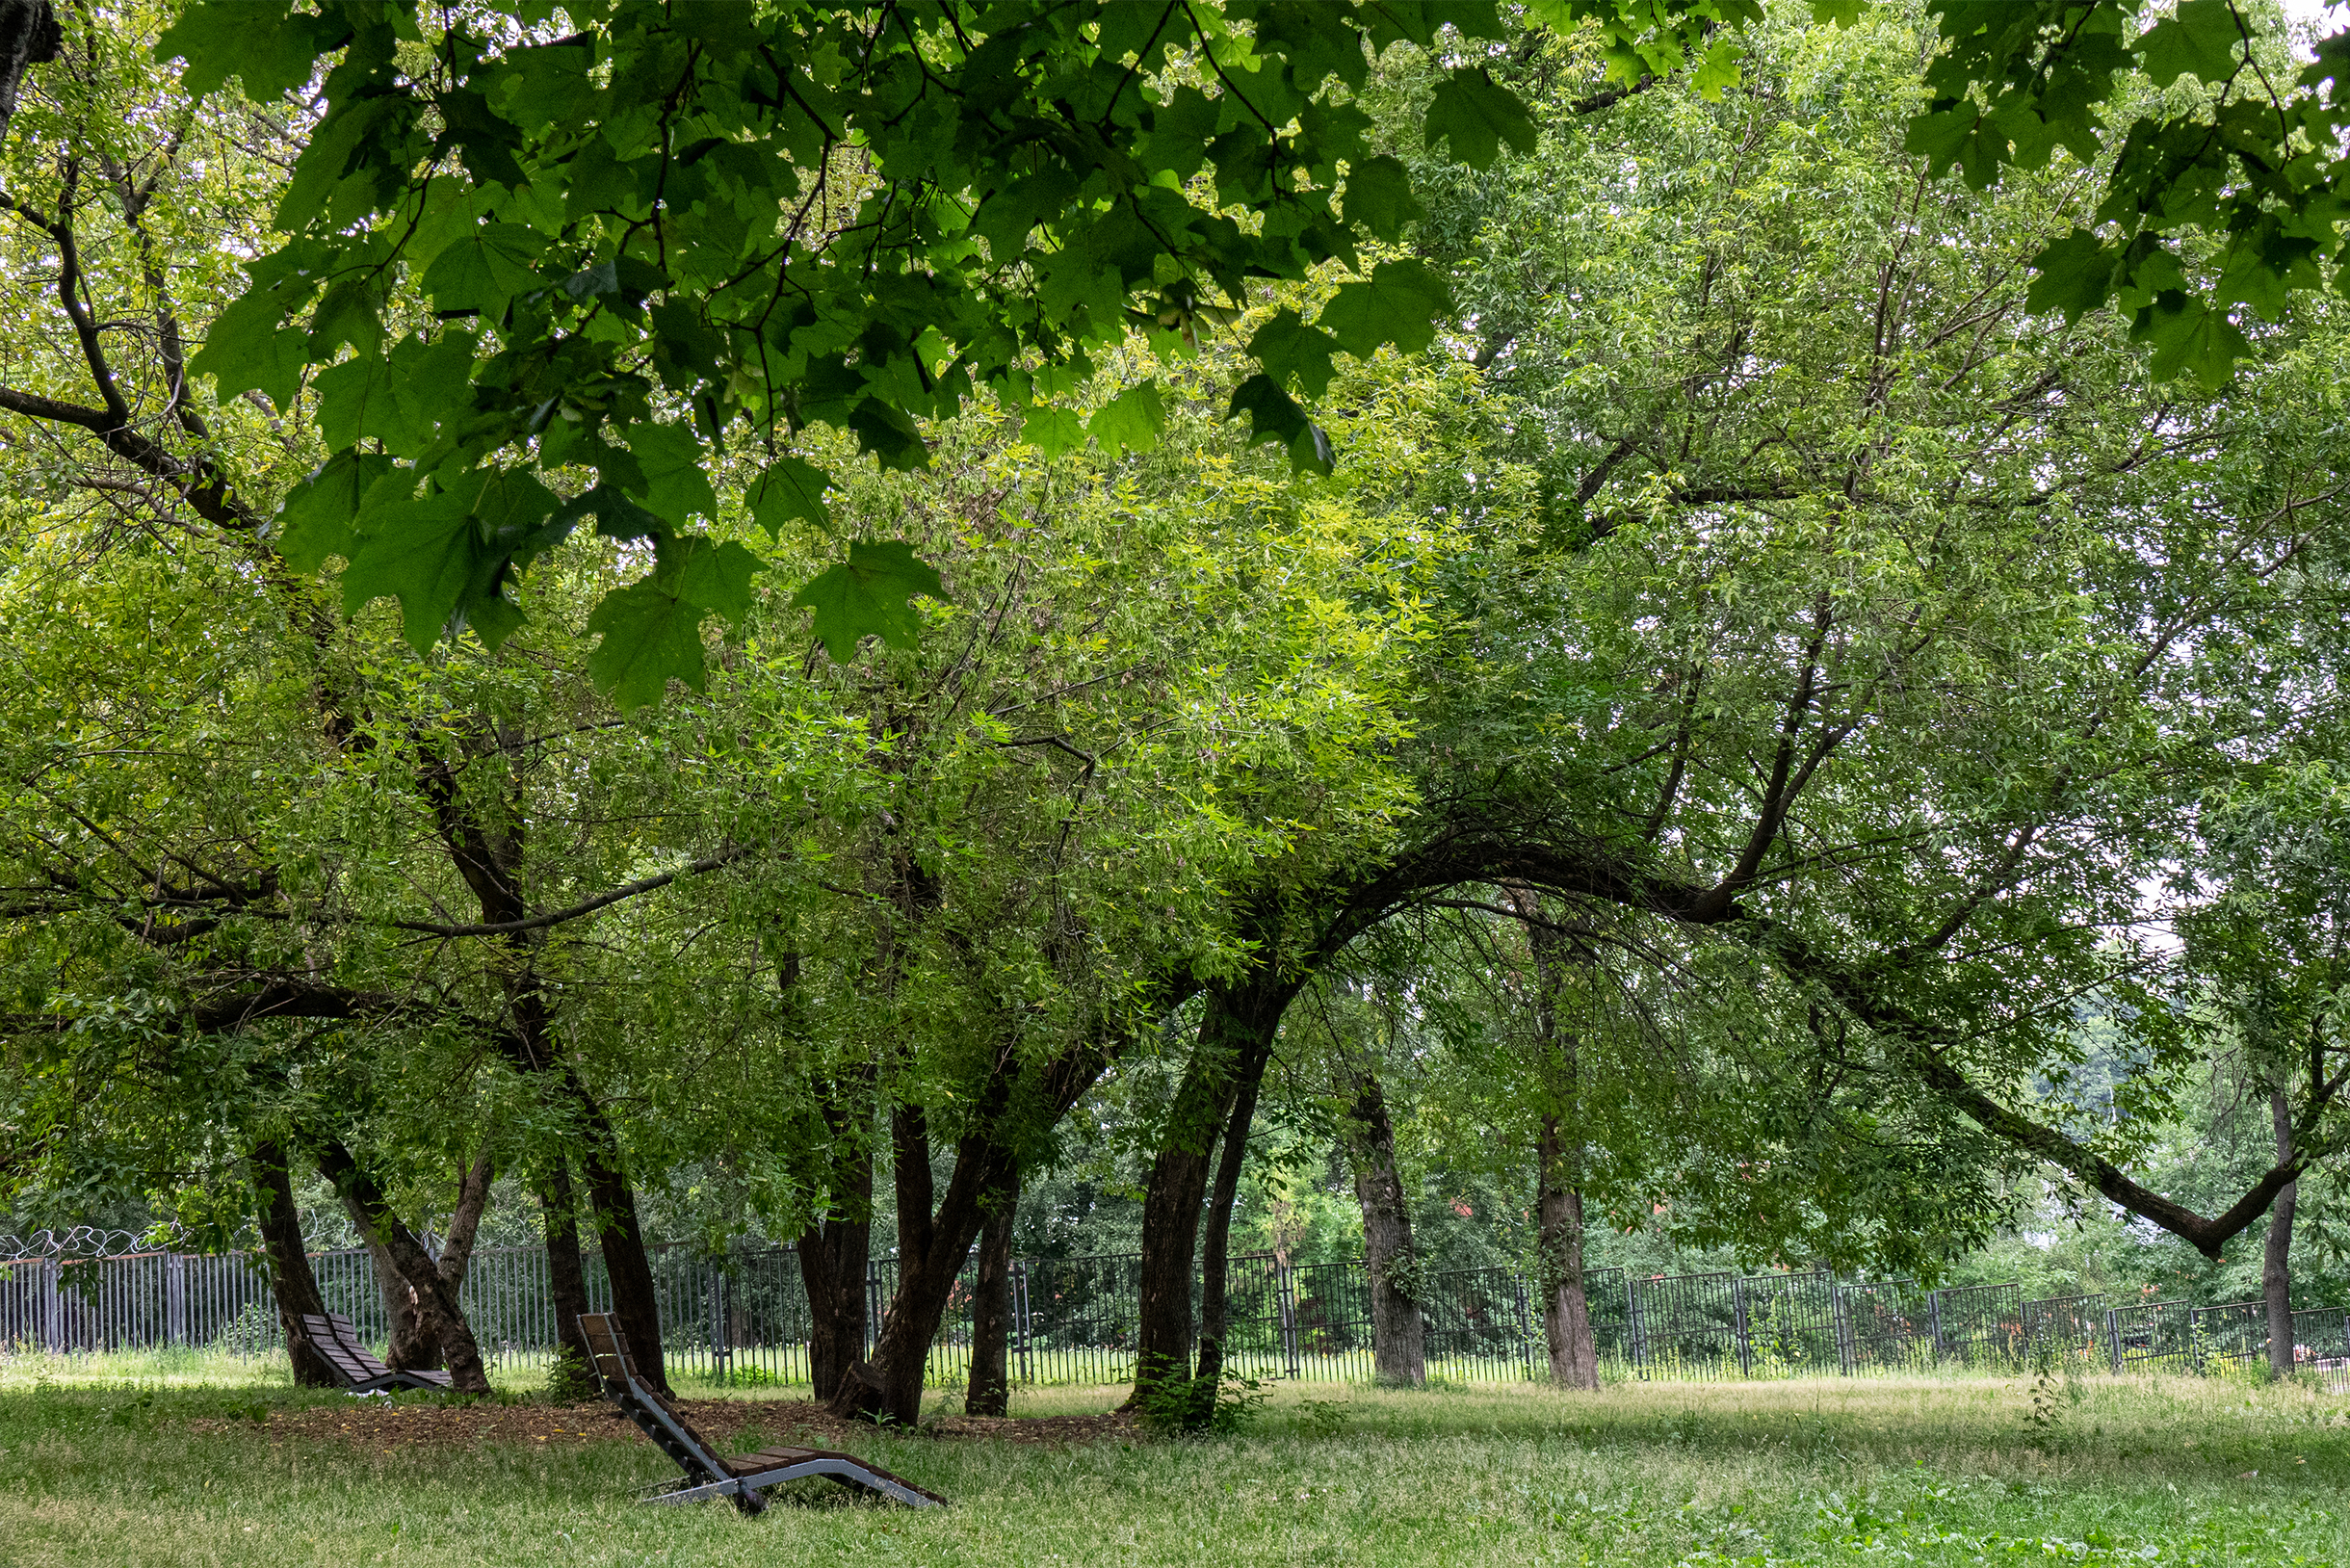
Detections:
2266,1089,2299,1379
827,1020,1127,1427
347,1140,493,1372
573,1108,667,1393
965,1175,1020,1417
1515,887,1599,1391
1346,1069,1424,1387
795,1093,875,1402
790,957,876,1402
1192,1020,1278,1399
1130,995,1256,1403
537,1157,593,1371
249,1139,338,1388
1535,1145,1599,1390
829,1117,1017,1426
315,1139,492,1394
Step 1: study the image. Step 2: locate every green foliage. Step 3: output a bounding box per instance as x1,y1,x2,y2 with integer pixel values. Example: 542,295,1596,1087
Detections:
541,1346,601,1406
150,0,1724,702
1135,1368,1270,1437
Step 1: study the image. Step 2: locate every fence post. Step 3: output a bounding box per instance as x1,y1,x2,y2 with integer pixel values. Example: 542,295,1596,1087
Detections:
167,1252,186,1348
2187,1305,2202,1375
2106,1307,2122,1374
707,1265,729,1386
1733,1276,1753,1376
39,1259,60,1352
1514,1273,1534,1382
1012,1261,1032,1386
1929,1290,1945,1364
1832,1282,1853,1376
1277,1260,1301,1380
1629,1278,1648,1379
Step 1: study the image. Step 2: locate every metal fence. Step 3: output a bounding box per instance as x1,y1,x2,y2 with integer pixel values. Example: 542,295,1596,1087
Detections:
6,1235,2348,1390
2104,1299,2350,1375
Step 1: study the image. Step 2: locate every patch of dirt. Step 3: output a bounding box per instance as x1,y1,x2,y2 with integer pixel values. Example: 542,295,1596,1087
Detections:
925,1407,1137,1446
186,1396,1136,1453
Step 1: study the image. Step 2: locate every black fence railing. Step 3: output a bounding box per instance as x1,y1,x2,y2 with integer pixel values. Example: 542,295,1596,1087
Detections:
6,1241,2348,1389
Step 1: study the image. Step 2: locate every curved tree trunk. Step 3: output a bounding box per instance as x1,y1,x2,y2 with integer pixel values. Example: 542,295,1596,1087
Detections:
576,1108,667,1395
1192,1023,1277,1402
352,1212,435,1370
829,1128,1016,1427
1130,995,1254,1405
249,1139,339,1388
2266,1089,2299,1379
965,1176,1020,1417
1347,1069,1423,1387
316,1139,492,1395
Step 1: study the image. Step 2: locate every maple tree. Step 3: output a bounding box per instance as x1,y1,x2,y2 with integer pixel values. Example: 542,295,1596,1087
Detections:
144,0,1732,710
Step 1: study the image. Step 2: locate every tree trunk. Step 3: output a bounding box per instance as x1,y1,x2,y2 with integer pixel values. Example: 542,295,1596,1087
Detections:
315,1140,492,1395
965,1176,1019,1417
367,1139,495,1374
1193,1022,1277,1398
829,1130,1017,1426
2266,1089,2299,1379
1347,1070,1423,1387
0,0,58,154
437,1141,495,1297
537,1158,593,1369
249,1139,338,1388
1515,886,1599,1390
1536,1118,1599,1390
566,1078,670,1395
1130,996,1250,1403
349,1204,435,1370
829,1010,1137,1427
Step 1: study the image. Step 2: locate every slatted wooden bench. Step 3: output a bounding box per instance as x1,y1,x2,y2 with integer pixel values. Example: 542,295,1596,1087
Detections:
296,1311,455,1393
577,1312,944,1512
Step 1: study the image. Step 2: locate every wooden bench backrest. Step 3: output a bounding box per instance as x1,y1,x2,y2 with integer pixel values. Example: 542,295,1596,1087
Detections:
296,1311,392,1387
578,1313,726,1472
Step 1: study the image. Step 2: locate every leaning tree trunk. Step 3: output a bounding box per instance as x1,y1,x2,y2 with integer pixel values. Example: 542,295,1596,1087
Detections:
965,1176,1020,1417
2266,1089,2300,1379
249,1139,339,1388
537,1158,594,1372
1347,1070,1424,1387
350,1208,436,1370
1130,995,1255,1405
344,1140,496,1373
1193,1020,1278,1403
567,1075,672,1395
316,1140,493,1394
1536,1117,1599,1391
829,1119,1018,1428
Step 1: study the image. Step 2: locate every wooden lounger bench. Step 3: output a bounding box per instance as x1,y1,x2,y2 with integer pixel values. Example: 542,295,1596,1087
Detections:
297,1311,456,1392
577,1313,944,1512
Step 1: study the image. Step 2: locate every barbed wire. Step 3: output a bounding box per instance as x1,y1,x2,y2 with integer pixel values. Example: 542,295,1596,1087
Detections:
0,1225,184,1261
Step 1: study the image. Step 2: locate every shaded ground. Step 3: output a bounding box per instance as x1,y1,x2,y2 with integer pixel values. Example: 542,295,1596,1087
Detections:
185,1393,1136,1453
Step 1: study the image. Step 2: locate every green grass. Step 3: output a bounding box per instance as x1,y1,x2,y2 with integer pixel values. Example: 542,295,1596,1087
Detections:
2,1366,2345,1565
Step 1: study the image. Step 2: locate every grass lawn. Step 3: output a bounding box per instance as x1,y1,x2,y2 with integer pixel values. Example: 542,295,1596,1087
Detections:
1,1359,2344,1566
